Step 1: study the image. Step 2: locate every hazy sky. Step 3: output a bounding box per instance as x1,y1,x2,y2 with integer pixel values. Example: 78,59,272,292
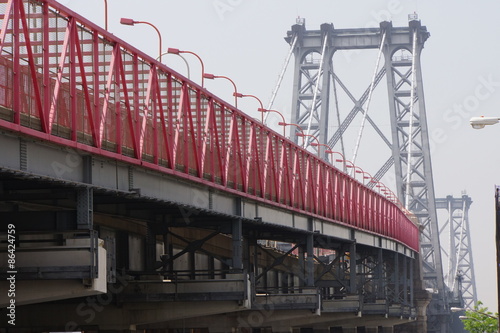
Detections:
60,0,500,312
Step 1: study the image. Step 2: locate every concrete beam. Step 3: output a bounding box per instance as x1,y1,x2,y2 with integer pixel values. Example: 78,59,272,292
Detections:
3,300,247,330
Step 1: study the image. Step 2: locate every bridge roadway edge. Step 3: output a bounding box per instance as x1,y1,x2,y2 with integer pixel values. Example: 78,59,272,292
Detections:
0,128,416,256
0,127,428,331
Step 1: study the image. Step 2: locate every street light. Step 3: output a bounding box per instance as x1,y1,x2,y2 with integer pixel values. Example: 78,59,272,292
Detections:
258,109,286,134
336,158,365,179
167,48,205,87
336,159,360,179
350,165,365,182
325,150,347,171
103,0,108,30
310,142,332,160
233,93,264,122
359,170,374,186
120,18,163,61
278,122,305,144
310,142,331,150
451,307,498,320
470,116,500,129
470,118,500,333
296,132,319,150
203,73,238,107
157,51,191,79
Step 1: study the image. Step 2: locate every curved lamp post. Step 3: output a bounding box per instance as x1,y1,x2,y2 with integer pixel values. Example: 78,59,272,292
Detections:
168,48,205,87
258,109,286,134
325,150,346,171
296,132,319,150
310,142,331,160
103,0,108,30
156,51,191,79
203,73,238,107
233,93,264,122
120,18,162,61
336,159,358,178
278,122,305,144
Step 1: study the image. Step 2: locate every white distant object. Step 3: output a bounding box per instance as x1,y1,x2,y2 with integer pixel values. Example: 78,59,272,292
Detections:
450,307,466,312
469,116,500,129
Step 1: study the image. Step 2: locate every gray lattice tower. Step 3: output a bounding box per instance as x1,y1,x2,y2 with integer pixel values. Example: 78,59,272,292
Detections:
382,21,450,333
436,195,477,309
288,22,334,151
287,19,452,332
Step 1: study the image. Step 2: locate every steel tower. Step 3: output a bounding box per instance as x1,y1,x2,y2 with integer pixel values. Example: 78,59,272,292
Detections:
286,17,455,332
436,194,477,309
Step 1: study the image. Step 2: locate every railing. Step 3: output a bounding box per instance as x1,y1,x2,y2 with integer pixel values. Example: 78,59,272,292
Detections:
0,0,419,251
0,230,99,280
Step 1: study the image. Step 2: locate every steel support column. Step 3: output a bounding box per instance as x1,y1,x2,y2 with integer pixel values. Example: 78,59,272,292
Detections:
232,218,243,270
376,248,384,299
306,233,315,287
394,252,400,305
145,222,156,271
77,187,93,230
349,242,357,294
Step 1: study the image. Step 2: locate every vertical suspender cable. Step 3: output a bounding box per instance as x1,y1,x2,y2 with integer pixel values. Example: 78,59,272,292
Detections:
330,65,346,161
305,33,328,147
447,199,454,289
404,30,418,210
264,35,298,122
351,31,386,169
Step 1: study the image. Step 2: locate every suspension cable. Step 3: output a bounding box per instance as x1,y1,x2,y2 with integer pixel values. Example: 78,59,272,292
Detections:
305,33,328,147
264,35,298,123
405,30,418,210
351,31,387,170
447,199,454,289
330,63,346,161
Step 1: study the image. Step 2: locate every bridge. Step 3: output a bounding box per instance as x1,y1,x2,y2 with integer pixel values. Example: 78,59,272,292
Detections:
0,1,455,332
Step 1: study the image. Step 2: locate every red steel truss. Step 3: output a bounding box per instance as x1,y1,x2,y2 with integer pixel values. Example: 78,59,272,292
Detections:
0,0,419,251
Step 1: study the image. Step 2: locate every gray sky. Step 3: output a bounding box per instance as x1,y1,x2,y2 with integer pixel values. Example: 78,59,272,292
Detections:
62,0,500,312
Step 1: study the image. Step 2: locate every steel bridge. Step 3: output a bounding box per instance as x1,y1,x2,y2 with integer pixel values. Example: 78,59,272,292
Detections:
0,1,454,332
